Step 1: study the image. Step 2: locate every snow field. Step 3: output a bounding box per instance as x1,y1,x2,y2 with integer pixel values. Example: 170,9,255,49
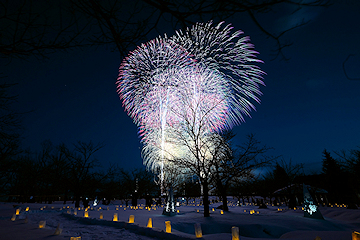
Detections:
2,198,360,240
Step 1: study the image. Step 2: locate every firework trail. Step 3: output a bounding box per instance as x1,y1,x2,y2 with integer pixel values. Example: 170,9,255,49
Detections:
116,21,265,174
141,65,230,170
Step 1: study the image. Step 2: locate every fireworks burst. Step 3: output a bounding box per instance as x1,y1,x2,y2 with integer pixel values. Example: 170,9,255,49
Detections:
170,21,265,127
116,21,265,175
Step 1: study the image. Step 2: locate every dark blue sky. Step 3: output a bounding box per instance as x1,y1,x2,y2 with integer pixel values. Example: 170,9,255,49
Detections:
3,1,360,173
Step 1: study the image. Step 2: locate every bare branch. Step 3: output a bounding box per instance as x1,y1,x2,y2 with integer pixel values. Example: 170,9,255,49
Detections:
342,54,360,80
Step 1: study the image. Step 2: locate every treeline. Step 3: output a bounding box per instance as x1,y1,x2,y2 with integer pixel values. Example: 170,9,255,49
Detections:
0,140,159,207
1,82,359,208
228,149,360,208
1,139,360,209
319,149,360,206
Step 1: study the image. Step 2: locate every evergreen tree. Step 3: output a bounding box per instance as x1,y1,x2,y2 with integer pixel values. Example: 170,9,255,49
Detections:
321,149,348,204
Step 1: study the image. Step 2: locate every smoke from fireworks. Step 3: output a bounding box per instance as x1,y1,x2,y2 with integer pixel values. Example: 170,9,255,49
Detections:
116,21,265,173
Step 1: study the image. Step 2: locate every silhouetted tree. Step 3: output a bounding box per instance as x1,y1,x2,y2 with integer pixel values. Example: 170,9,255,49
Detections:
70,0,330,60
178,176,201,205
61,141,104,208
1,0,330,61
7,152,39,202
118,168,157,206
262,158,303,208
0,83,23,194
322,149,349,204
334,148,360,205
229,177,256,206
212,133,274,211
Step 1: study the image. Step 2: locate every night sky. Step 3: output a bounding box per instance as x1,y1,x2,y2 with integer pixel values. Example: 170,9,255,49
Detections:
2,1,360,173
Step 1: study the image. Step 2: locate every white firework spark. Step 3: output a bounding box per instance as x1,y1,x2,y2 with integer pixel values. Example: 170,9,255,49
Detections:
170,21,265,127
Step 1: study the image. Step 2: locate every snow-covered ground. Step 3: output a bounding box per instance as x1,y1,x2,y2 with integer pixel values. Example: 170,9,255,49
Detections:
1,198,359,240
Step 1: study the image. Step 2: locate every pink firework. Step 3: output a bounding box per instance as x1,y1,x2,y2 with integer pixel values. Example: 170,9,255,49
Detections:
116,21,265,172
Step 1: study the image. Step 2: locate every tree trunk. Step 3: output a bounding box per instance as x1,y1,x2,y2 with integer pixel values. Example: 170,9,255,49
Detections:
202,181,210,217
221,187,229,211
63,190,68,204
75,194,80,208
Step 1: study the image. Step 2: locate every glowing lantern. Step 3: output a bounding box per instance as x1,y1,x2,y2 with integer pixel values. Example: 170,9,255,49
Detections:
100,212,103,219
54,223,62,235
232,226,239,240
177,210,179,213
194,223,202,238
353,231,360,240
84,211,89,218
220,210,223,215
129,215,134,223
25,207,29,212
165,221,171,233
147,218,153,228
11,214,16,221
113,213,118,221
197,209,199,213
39,221,46,228
212,208,215,212
74,209,77,216
116,207,119,210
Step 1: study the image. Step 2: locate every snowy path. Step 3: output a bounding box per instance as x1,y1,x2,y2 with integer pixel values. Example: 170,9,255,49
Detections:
1,200,359,240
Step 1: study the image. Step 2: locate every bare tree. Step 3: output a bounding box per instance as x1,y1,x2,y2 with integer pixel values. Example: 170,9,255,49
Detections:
118,168,157,206
61,141,104,208
0,0,91,60
335,148,360,205
265,157,304,208
153,96,229,217
211,132,275,211
0,83,22,194
1,0,330,61
75,0,329,60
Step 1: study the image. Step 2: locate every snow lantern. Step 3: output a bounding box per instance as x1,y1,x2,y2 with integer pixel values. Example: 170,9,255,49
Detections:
147,218,153,228
232,226,239,240
194,223,202,238
39,221,46,228
165,221,171,233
